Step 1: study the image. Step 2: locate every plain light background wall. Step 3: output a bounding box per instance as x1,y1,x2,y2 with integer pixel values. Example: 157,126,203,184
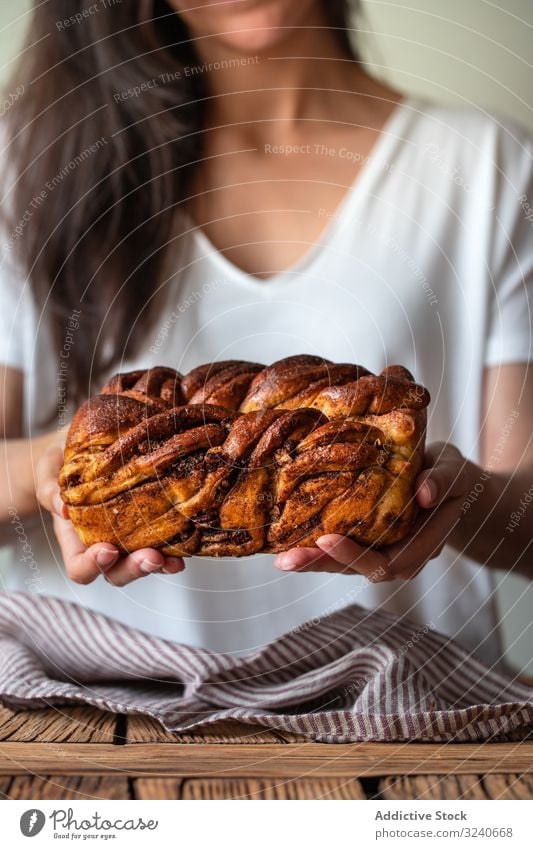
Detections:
360,0,533,132
1,1,532,671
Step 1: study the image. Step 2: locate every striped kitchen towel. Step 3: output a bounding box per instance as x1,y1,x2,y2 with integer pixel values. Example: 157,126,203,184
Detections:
0,591,531,743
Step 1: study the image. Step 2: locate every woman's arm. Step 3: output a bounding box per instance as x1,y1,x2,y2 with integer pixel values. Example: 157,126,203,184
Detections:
274,363,533,581
0,366,66,519
448,363,533,576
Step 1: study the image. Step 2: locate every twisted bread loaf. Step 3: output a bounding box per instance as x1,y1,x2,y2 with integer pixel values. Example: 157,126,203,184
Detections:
59,356,430,556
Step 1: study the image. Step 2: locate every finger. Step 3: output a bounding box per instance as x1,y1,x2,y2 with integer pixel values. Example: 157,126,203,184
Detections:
416,450,467,508
52,489,70,519
423,441,448,466
103,549,183,587
275,546,353,573
161,556,186,575
381,498,462,578
36,446,69,518
315,534,390,580
53,515,119,584
275,536,390,581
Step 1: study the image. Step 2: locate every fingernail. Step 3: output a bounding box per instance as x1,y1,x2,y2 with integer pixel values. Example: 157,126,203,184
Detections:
139,559,163,574
162,559,183,574
423,480,438,503
53,492,65,516
277,559,296,571
316,534,337,550
96,549,118,568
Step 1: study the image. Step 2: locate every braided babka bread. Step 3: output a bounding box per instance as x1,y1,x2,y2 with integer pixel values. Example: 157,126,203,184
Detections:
59,356,430,556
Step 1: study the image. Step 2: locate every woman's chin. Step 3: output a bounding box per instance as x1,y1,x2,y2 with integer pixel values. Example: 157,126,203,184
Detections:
214,25,297,55
173,0,318,56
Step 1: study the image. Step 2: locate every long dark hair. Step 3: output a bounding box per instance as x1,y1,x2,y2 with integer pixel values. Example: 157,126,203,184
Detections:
2,0,360,412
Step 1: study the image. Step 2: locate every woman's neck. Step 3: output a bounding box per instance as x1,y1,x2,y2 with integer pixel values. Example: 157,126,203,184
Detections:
191,8,377,129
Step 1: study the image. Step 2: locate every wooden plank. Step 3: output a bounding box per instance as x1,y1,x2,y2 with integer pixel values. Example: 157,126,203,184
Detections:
272,729,311,743
182,777,366,800
126,715,282,744
1,741,533,778
121,714,180,743
2,775,130,800
0,777,13,798
0,706,117,743
134,778,183,800
382,773,533,800
380,775,489,800
483,773,533,800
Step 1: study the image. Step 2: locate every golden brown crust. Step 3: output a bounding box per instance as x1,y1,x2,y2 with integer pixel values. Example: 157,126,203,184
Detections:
59,357,429,556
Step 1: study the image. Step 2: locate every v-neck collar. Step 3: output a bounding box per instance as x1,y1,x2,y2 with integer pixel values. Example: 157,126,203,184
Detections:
190,95,419,289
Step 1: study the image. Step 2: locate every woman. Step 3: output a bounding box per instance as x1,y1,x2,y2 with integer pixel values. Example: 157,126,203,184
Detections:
1,0,532,663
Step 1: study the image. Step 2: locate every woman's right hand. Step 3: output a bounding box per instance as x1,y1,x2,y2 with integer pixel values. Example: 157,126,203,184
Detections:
36,438,185,586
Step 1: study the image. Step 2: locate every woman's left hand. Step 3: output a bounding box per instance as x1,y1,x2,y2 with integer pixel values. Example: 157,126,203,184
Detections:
274,441,470,582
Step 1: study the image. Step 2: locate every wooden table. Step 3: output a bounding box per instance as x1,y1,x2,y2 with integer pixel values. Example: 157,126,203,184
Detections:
0,706,532,800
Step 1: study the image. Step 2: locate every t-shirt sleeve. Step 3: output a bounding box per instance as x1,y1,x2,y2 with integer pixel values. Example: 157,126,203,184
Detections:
484,121,533,366
0,264,29,372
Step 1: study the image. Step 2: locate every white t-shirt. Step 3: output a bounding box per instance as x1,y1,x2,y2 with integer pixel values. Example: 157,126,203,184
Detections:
1,95,532,665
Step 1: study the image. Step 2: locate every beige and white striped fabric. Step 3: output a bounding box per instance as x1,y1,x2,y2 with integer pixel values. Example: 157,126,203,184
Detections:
0,592,531,742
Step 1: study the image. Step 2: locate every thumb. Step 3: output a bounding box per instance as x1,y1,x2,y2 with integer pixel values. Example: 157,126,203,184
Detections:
36,443,69,518
416,447,468,509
